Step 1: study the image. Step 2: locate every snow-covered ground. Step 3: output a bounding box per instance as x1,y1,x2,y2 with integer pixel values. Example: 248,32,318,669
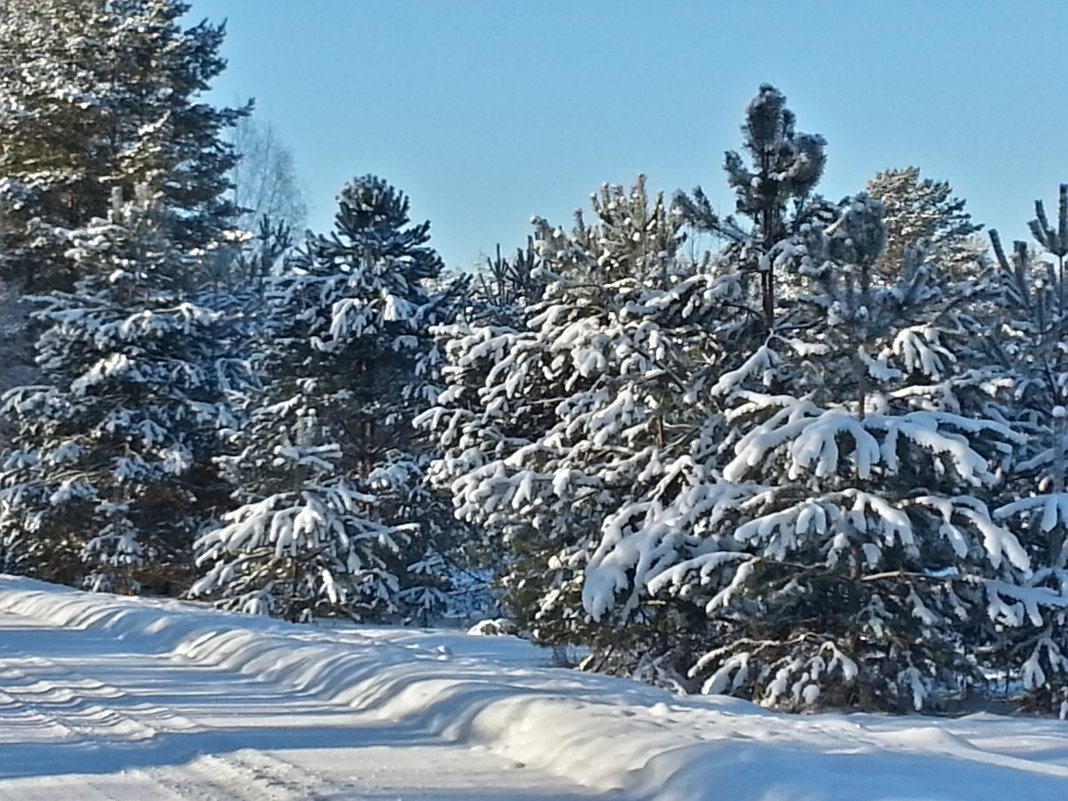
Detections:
1,576,1066,801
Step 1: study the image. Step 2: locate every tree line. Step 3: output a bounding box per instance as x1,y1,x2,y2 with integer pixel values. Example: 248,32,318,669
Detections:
1,1,1066,717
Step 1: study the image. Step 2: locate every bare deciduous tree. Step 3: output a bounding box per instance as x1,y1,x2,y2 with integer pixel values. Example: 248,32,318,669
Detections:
229,116,308,235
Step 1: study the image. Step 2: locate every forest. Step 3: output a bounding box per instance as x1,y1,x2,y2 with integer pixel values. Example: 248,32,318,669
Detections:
1,0,1067,719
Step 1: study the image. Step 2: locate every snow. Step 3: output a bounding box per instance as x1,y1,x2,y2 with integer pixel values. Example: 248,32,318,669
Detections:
2,577,1068,801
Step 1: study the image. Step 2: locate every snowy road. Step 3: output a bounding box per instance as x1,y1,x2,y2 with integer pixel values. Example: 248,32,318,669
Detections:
0,607,616,801
3,577,1068,801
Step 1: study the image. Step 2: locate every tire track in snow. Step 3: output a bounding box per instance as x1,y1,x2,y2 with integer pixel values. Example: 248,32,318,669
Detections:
0,600,624,801
0,624,344,800
149,750,337,801
0,653,199,743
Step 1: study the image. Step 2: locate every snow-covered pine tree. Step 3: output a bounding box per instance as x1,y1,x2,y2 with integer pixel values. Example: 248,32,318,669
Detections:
675,83,826,332
0,0,248,291
0,186,239,592
191,175,459,622
866,167,983,281
469,238,546,325
653,86,1026,712
985,186,1068,717
421,176,744,684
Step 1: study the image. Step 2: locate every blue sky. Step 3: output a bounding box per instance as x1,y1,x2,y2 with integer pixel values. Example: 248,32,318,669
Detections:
193,0,1068,270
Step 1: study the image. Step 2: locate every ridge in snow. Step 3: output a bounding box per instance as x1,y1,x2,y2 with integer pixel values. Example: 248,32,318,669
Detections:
1,575,1067,801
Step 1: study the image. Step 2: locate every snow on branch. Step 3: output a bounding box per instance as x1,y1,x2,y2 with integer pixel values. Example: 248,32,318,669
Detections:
724,394,1019,487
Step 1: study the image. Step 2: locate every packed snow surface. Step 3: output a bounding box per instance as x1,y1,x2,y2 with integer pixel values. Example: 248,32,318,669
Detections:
1,577,1067,801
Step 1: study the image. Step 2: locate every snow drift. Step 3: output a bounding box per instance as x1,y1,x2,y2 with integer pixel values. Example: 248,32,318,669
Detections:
1,575,1067,801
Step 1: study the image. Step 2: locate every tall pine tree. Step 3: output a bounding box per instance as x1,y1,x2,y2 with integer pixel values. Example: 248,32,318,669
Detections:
428,87,1031,711
658,87,1026,711
866,167,983,281
0,0,248,291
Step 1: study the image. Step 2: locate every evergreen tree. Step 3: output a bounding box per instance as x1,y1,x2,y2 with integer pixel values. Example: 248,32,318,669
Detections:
866,167,983,280
469,238,546,325
986,186,1068,716
0,186,240,592
0,0,248,291
675,83,826,330
191,175,459,622
422,176,737,685
660,87,1027,711
679,200,1024,711
428,87,1029,711
659,88,1024,711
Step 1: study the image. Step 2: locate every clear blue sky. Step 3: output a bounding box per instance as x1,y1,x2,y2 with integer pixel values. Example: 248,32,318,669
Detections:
192,0,1067,270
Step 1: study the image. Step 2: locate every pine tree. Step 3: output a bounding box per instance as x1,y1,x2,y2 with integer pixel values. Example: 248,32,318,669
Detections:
675,83,826,330
0,186,240,592
657,87,1026,712
985,186,1068,717
0,0,248,291
470,238,545,325
690,202,1025,711
866,167,983,280
425,86,1030,711
191,175,459,622
422,176,739,685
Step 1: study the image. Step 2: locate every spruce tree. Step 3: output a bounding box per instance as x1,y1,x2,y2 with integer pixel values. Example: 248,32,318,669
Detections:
191,175,459,622
0,186,238,592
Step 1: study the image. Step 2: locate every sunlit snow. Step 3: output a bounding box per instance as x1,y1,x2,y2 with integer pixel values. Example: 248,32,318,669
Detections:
1,576,1066,801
